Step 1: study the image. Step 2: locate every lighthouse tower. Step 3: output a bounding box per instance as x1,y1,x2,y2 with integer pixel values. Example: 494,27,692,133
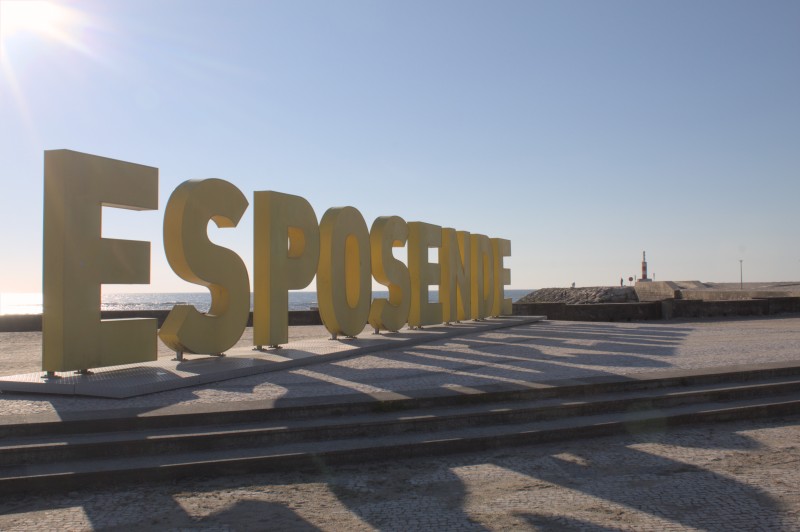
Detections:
640,251,650,282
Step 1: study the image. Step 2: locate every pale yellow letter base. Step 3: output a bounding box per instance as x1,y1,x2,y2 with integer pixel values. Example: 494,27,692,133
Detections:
368,216,410,332
253,191,319,347
159,179,250,355
43,150,158,372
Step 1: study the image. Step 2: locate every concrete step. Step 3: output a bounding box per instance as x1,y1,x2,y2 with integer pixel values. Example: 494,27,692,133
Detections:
2,368,800,493
0,393,798,494
1,374,800,466
4,361,800,438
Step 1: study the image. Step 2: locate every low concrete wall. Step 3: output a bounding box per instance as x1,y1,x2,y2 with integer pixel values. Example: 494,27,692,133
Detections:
512,302,661,322
766,297,800,314
668,299,770,318
0,310,324,333
514,297,800,322
679,290,795,301
0,314,42,333
5,298,800,331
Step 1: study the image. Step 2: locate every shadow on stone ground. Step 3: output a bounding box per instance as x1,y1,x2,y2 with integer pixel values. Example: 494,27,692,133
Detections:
0,415,796,531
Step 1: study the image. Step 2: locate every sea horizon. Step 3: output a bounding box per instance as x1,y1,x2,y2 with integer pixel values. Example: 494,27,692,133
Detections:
0,289,535,316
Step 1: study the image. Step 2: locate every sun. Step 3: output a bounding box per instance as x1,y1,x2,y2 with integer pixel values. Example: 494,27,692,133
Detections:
0,0,71,40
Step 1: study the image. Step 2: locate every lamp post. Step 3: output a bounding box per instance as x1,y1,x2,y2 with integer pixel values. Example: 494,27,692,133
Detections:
739,260,743,289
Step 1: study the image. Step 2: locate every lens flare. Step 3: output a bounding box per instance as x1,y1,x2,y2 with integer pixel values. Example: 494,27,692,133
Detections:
1,1,94,137
0,1,71,39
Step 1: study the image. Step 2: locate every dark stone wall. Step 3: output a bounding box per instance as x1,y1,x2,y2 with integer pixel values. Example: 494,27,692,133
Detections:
0,310,324,332
668,299,770,318
513,297,800,322
4,298,800,332
766,297,800,315
512,302,661,322
0,314,42,332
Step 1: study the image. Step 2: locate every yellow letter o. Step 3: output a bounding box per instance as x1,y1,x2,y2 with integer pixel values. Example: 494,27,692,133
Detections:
317,206,372,337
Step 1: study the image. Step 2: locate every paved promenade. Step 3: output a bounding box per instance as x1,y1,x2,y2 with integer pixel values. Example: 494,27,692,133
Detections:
1,415,798,531
1,316,799,417
1,316,800,530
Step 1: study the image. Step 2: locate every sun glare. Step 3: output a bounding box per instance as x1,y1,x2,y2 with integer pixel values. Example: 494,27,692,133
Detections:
0,1,69,39
1,0,95,136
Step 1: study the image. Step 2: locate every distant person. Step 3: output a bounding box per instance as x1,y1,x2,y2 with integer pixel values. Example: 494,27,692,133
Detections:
620,278,623,287
571,282,575,289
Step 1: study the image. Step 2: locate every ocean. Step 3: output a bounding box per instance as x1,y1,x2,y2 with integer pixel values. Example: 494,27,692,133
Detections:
0,289,534,316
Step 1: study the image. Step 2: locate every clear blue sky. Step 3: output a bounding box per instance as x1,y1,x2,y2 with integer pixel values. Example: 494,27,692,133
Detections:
1,0,798,293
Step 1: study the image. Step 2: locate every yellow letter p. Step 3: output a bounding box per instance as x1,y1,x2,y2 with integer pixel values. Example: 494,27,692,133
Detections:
253,191,320,346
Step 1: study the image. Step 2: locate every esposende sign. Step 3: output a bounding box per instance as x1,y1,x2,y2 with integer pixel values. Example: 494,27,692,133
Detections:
42,150,511,372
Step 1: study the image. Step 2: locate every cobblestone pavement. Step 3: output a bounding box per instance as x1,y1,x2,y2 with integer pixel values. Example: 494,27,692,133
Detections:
1,415,799,531
1,317,800,530
1,316,800,417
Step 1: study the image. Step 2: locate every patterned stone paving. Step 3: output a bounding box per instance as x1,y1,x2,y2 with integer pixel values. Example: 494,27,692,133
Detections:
0,416,798,531
1,316,800,530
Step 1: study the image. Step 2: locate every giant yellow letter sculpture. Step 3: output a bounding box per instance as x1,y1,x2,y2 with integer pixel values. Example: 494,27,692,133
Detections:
253,191,320,347
317,207,372,337
159,179,250,355
440,228,472,323
470,233,494,320
368,216,410,332
40,150,515,372
43,150,158,372
492,238,512,316
408,221,443,327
